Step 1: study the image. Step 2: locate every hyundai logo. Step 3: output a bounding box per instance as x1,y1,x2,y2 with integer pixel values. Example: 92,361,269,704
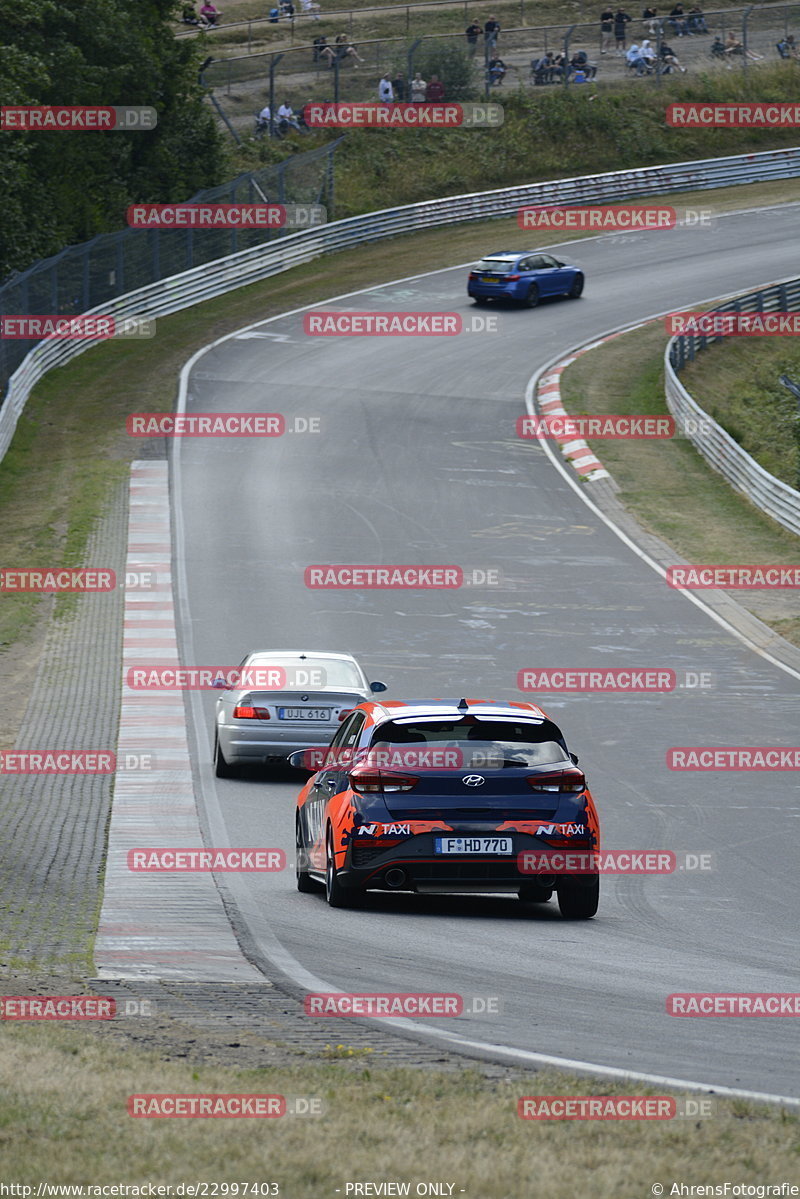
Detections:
462,775,485,787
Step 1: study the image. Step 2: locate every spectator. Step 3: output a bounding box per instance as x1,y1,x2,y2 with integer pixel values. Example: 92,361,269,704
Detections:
551,52,567,77
777,33,798,57
570,48,598,77
392,70,406,99
312,34,328,62
410,71,427,101
668,3,688,35
466,19,482,54
687,5,707,32
379,72,394,101
642,5,659,35
181,3,200,24
300,0,321,16
639,37,657,62
626,41,650,71
256,103,271,135
280,0,295,16
268,7,280,21
600,6,614,52
614,9,632,51
333,32,364,64
277,100,301,130
724,29,763,58
660,38,686,68
426,74,445,100
532,50,556,82
484,15,501,48
488,54,507,84
199,1,221,25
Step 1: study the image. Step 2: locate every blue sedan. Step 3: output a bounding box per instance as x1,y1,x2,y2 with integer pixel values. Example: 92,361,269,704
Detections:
468,251,584,308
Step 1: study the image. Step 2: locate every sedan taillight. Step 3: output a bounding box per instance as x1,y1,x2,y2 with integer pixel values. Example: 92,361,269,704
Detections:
527,768,585,793
505,274,520,281
349,766,417,793
233,705,271,719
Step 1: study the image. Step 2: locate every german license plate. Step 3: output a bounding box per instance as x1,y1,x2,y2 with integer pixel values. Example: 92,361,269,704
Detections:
434,836,513,855
482,276,499,283
278,708,331,720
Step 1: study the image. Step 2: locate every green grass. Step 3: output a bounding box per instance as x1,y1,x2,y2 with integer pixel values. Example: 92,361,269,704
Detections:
559,321,800,645
679,337,800,490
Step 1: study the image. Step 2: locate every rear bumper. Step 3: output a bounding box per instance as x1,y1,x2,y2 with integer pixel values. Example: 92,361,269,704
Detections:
338,832,596,893
220,725,334,761
468,283,522,301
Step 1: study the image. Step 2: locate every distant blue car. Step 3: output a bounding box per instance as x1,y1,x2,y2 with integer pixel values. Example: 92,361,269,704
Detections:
468,251,584,308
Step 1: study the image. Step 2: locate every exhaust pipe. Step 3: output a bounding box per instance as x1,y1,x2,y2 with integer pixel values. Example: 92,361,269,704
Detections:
384,867,408,889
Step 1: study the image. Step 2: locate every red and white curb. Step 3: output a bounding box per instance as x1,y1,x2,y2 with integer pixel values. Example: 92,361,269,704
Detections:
535,336,625,483
95,460,260,981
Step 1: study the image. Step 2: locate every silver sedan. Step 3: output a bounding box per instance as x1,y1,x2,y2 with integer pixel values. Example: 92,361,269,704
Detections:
213,650,386,777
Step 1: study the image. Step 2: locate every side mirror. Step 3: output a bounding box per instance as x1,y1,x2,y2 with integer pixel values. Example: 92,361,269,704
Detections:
286,748,324,773
370,680,388,693
569,752,580,765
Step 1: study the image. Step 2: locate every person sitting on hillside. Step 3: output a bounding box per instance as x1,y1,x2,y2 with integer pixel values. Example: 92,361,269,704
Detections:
277,100,301,130
687,5,708,32
626,41,651,71
668,2,687,34
488,55,507,84
777,33,798,57
333,32,364,64
199,1,221,26
724,29,763,58
181,3,200,24
570,48,598,76
660,38,686,68
313,35,329,62
300,0,321,17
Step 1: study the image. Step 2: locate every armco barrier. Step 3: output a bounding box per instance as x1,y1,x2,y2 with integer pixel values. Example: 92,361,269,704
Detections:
3,146,800,468
665,278,800,538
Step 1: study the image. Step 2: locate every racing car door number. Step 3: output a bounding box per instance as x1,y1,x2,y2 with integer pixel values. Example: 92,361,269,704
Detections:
434,837,513,855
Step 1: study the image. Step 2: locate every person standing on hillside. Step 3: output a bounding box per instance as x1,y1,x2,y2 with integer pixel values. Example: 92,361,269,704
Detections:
410,72,427,101
378,73,394,101
613,8,631,50
600,6,614,52
465,18,482,54
484,15,501,48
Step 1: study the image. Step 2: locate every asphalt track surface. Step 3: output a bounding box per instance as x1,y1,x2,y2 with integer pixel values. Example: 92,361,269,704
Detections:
173,206,800,1098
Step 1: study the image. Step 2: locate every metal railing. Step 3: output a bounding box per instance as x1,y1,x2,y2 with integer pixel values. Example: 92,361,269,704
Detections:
666,277,800,536
3,147,800,470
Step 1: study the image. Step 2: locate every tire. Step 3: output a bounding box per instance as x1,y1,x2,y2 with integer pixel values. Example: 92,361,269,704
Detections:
518,884,553,904
568,274,584,299
557,875,599,919
296,817,321,893
521,283,539,309
213,731,238,779
472,295,489,305
325,826,361,908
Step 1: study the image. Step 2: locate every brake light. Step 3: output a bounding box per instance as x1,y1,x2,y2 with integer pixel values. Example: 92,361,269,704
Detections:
233,706,271,719
527,768,585,793
337,709,353,721
506,274,520,281
349,766,417,794
468,272,477,279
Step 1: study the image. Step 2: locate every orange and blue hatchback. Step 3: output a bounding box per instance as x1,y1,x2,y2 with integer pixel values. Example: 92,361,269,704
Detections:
290,698,600,918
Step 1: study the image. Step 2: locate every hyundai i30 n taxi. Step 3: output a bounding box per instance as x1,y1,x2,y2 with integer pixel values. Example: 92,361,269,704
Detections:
290,698,600,918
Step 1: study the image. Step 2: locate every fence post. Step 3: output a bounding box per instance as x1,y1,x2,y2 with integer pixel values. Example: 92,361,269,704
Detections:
742,4,753,74
407,37,422,84
269,53,284,133
563,25,574,87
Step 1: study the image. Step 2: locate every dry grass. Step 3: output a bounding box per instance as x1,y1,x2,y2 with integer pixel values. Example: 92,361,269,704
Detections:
0,1022,798,1193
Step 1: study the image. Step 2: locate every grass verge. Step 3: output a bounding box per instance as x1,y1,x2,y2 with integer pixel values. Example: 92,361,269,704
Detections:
559,321,800,646
0,1021,798,1192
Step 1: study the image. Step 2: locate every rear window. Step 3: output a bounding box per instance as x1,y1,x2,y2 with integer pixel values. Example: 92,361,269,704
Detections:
474,259,517,274
369,718,570,769
248,655,364,691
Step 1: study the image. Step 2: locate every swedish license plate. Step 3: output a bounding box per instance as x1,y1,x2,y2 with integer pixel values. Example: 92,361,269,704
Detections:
278,708,331,720
434,836,513,855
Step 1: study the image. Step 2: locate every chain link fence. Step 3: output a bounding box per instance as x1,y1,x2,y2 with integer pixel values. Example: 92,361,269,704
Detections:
201,0,800,135
0,141,342,401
